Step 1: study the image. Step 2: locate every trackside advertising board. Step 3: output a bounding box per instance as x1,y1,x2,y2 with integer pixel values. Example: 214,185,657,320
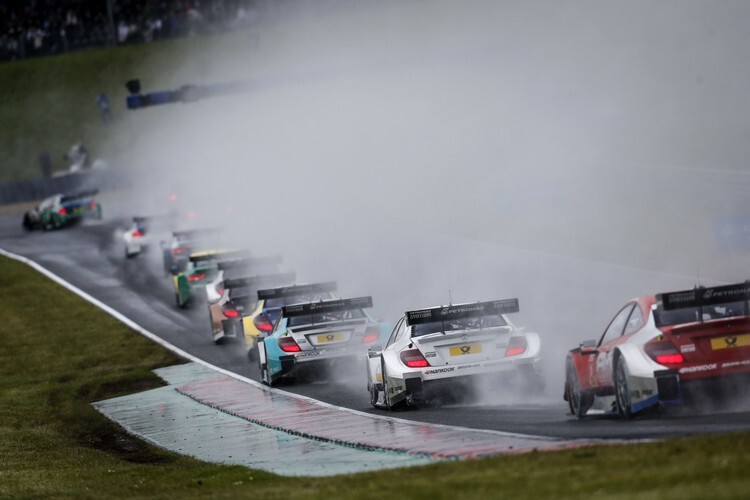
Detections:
257,282,338,300
282,297,373,317
405,299,520,326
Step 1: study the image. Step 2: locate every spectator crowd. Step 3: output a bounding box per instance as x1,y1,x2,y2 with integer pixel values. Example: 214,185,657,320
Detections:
0,0,258,62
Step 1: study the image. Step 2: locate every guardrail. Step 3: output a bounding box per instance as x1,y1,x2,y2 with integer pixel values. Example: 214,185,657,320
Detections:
0,169,128,205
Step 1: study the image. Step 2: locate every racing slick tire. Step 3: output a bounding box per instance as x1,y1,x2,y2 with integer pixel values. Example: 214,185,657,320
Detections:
258,342,273,386
566,359,592,419
369,384,380,408
381,363,404,411
614,355,633,419
247,343,259,362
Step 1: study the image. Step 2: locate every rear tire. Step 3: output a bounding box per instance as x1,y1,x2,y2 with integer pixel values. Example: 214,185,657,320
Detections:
566,359,592,419
614,356,633,419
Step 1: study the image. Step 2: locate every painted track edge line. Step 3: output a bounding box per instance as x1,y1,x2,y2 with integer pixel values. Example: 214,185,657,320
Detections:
0,246,573,442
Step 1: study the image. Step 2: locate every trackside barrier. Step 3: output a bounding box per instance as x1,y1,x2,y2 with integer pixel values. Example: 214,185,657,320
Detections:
0,169,129,205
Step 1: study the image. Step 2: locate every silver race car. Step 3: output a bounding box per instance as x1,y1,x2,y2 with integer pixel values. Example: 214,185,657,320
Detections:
366,299,544,409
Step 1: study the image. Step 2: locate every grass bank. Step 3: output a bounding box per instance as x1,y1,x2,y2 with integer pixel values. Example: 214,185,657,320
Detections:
1,254,750,498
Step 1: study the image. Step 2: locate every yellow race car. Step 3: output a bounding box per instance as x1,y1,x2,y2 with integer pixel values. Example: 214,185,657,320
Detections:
237,282,338,359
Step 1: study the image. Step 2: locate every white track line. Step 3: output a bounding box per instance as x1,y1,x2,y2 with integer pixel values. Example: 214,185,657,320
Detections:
0,246,564,442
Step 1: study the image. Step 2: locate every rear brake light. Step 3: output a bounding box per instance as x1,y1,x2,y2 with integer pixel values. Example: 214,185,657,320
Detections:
656,353,684,364
362,326,379,343
254,315,273,332
645,338,684,365
132,231,143,238
278,336,301,352
188,272,206,282
58,207,67,215
89,201,96,209
400,349,429,368
505,336,527,357
172,246,188,255
222,304,239,318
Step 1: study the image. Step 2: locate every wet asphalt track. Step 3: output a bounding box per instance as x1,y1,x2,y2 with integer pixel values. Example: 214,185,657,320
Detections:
3,211,750,442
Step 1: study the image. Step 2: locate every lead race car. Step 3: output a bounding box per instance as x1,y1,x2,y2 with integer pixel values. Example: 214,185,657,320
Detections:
257,296,389,386
22,190,102,231
564,281,750,419
366,299,543,409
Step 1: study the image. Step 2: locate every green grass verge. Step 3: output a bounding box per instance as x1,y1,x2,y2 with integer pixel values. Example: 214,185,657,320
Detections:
1,255,750,498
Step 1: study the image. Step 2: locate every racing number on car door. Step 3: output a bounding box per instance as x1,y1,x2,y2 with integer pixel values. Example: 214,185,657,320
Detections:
594,303,635,387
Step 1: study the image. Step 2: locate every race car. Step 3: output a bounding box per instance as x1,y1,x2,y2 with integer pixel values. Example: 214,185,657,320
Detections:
203,255,284,304
257,296,389,386
22,190,102,231
564,281,750,419
123,217,150,258
172,249,245,308
241,282,338,359
206,268,294,345
366,299,543,409
161,227,223,275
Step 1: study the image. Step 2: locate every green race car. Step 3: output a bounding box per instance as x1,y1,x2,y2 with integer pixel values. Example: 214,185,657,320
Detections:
22,191,102,231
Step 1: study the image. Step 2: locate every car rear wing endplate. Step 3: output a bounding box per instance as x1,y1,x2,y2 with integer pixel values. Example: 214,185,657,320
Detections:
257,282,337,300
405,299,520,326
282,296,373,317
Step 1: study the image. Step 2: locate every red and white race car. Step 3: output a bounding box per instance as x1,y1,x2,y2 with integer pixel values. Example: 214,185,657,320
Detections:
565,281,750,419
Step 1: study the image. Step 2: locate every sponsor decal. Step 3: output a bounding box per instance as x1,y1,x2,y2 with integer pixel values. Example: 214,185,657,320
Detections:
680,343,696,353
460,345,471,354
424,352,437,358
424,367,456,375
721,359,750,369
461,334,468,342
679,363,717,374
296,351,321,358
457,363,481,370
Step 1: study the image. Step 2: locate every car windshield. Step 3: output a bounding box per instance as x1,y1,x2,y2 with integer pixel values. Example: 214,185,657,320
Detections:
411,314,508,337
656,301,749,326
288,309,365,327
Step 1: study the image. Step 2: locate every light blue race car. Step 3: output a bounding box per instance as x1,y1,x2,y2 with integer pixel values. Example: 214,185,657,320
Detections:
257,296,390,386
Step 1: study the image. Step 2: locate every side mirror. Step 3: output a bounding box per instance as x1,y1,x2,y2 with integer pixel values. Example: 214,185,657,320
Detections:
579,339,597,354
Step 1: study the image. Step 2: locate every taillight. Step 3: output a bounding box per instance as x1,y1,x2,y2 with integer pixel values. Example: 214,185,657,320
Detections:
222,304,239,318
505,336,527,357
58,207,67,215
172,246,188,255
278,336,301,352
132,231,143,238
216,285,224,296
254,315,273,332
362,326,380,343
400,349,429,368
188,272,206,282
645,338,684,365
89,201,96,209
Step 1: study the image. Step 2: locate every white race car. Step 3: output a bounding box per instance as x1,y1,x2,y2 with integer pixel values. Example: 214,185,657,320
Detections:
366,299,544,409
123,217,150,258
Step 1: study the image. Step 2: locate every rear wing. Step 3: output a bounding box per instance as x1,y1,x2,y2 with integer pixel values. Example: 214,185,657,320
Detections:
217,255,283,271
61,189,99,203
655,282,750,326
224,273,297,291
189,250,248,264
282,296,373,318
257,282,337,301
405,299,519,326
172,227,223,240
